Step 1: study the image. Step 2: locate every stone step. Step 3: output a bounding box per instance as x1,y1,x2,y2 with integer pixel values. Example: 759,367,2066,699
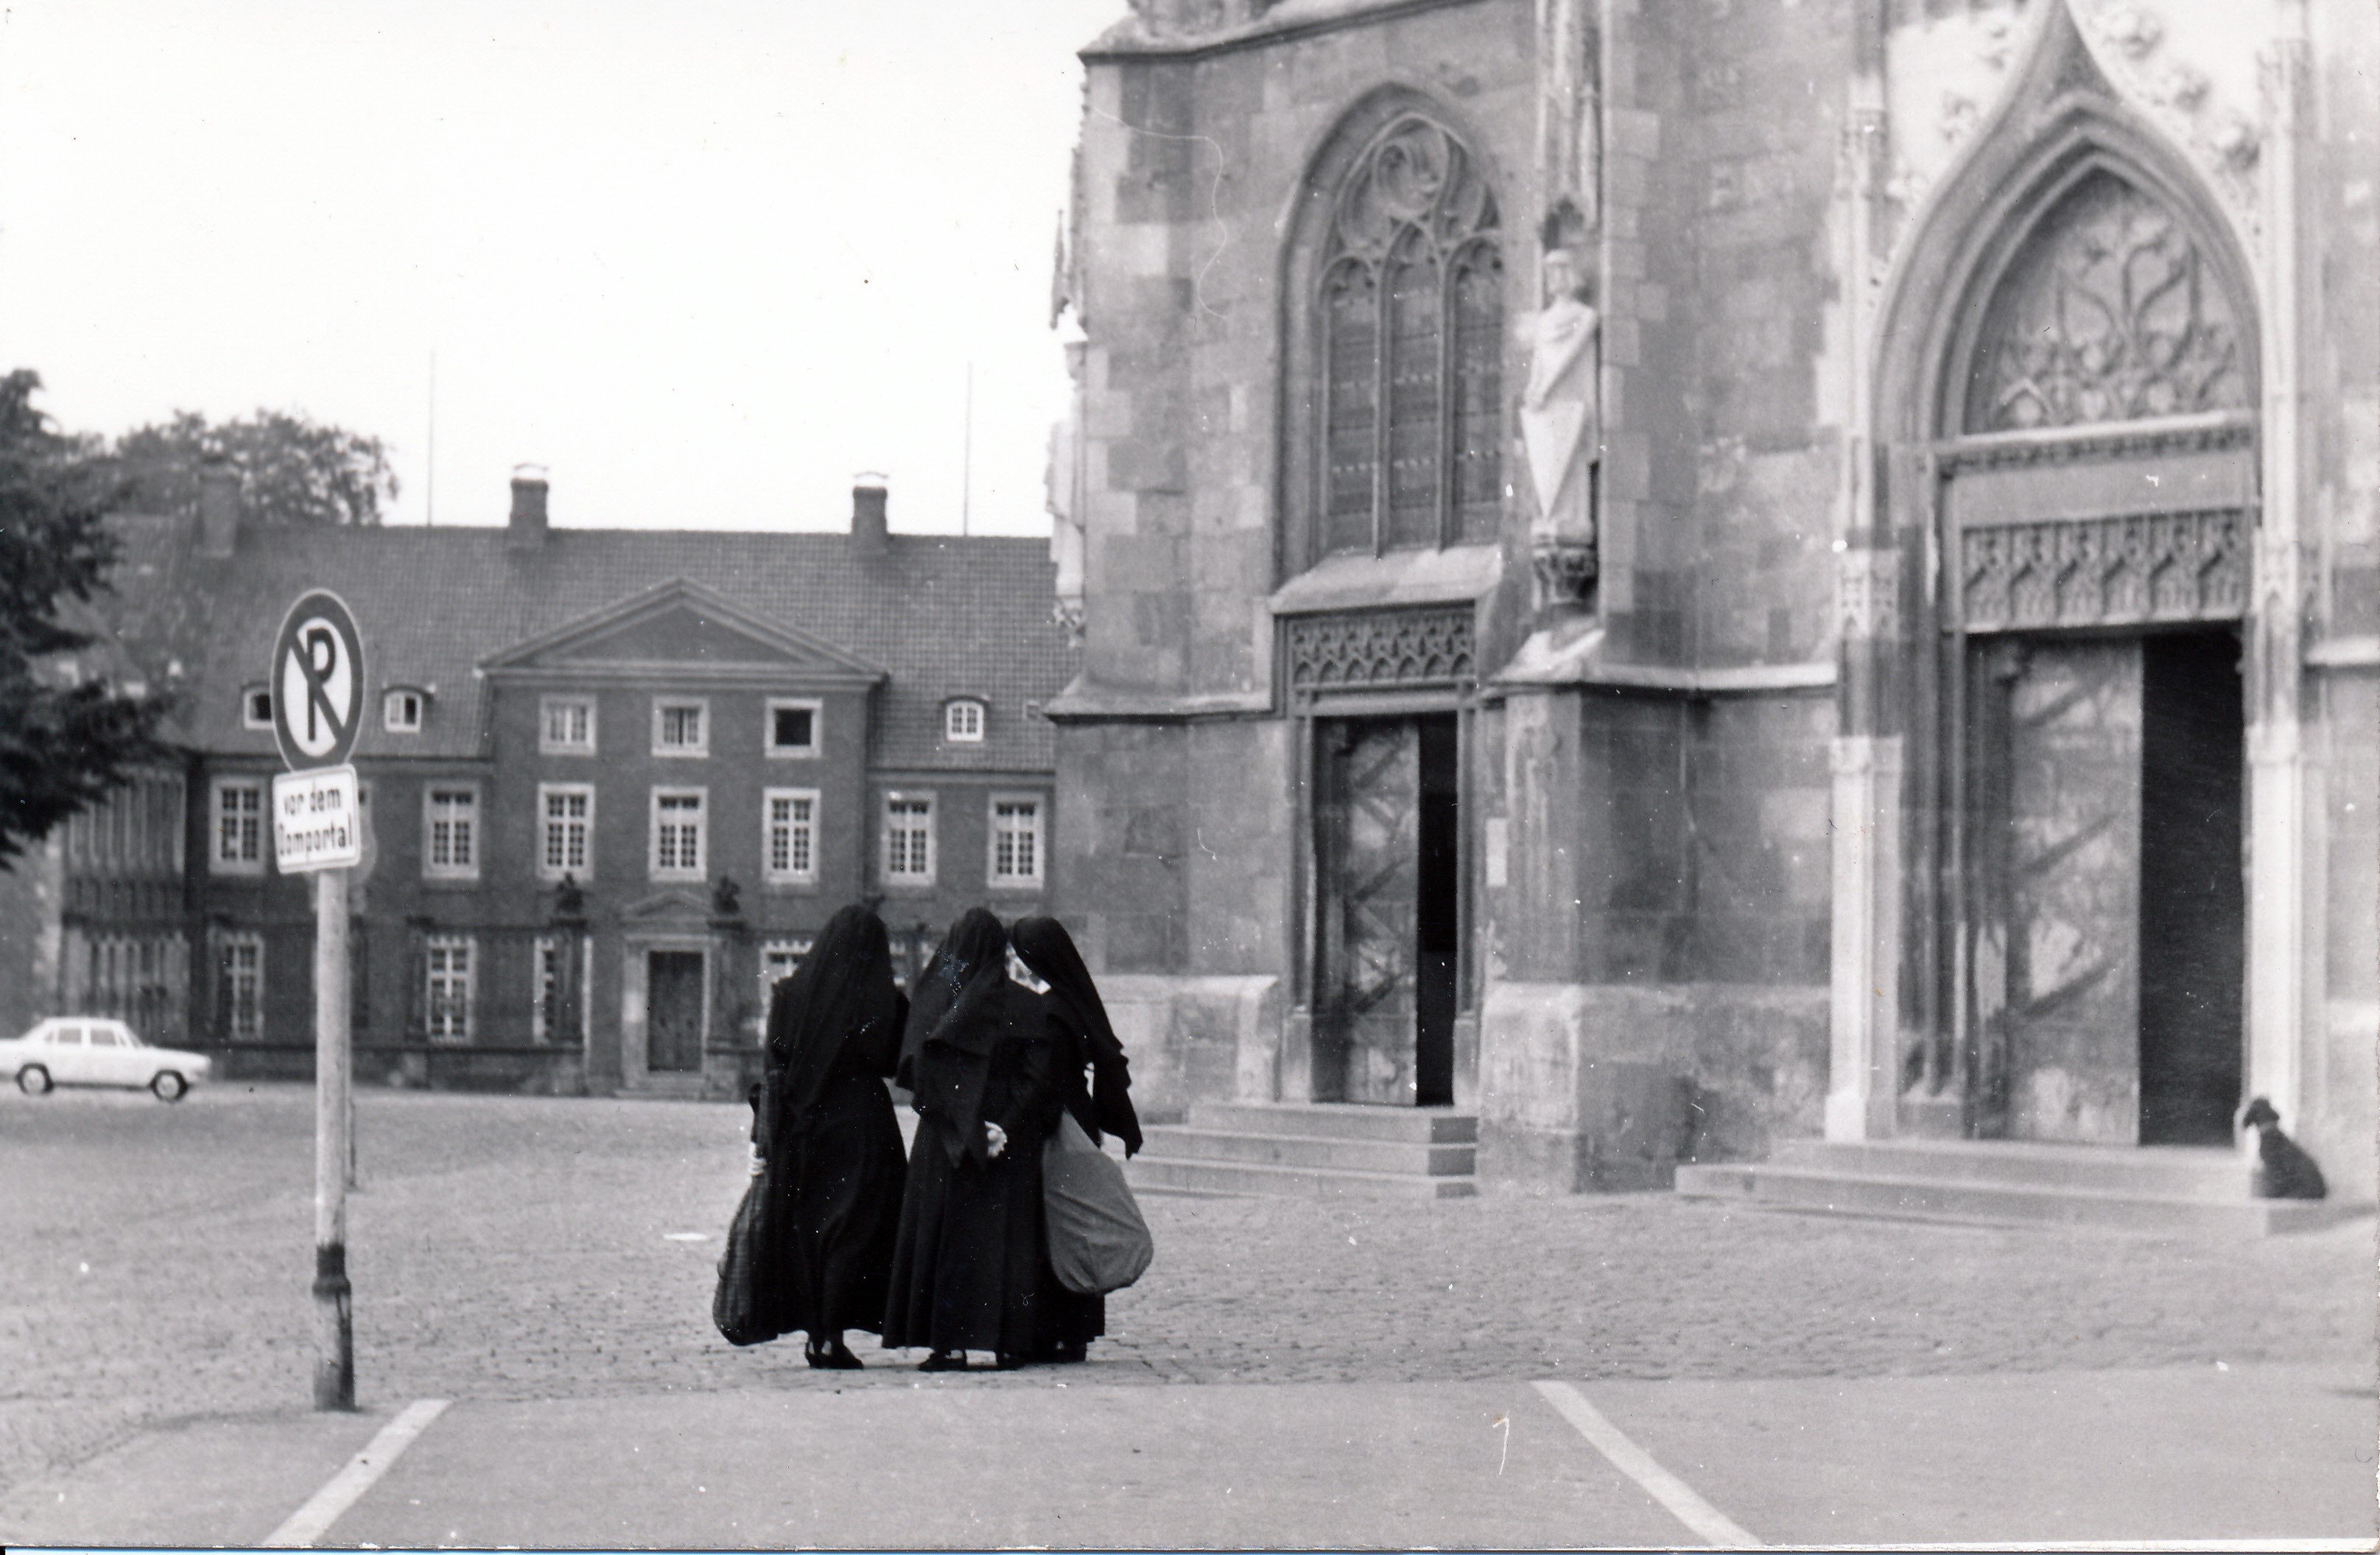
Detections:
1126,1154,1478,1201
1773,1138,2258,1201
1674,1162,2360,1237
1187,1101,1479,1145
1135,1126,1476,1176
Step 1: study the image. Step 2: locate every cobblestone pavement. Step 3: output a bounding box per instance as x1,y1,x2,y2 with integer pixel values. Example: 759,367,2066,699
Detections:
3,1084,2369,1499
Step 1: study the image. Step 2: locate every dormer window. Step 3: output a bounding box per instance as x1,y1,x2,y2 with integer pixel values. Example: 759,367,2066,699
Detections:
767,698,820,758
384,689,425,733
944,699,986,743
242,686,273,729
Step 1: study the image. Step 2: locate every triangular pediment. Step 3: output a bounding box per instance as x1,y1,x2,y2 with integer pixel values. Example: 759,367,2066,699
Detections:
621,887,715,924
480,578,887,683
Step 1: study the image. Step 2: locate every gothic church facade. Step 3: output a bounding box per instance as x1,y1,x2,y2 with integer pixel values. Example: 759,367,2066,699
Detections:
1046,0,2378,1191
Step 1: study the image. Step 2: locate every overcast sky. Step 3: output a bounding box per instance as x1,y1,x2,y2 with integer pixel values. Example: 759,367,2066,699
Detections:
0,0,1126,537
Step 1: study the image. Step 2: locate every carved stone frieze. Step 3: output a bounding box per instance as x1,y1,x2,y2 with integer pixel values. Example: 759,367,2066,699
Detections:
1967,172,2247,432
1936,413,2251,473
1285,607,1475,692
1958,508,2247,632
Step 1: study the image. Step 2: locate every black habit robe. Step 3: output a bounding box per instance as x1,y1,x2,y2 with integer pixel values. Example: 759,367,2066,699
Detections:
882,910,1101,1358
753,903,908,1339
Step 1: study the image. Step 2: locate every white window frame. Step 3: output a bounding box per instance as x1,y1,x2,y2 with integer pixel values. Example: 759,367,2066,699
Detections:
424,934,475,1043
758,937,815,1033
241,685,273,730
652,697,709,758
221,933,264,1041
422,783,480,882
765,697,821,759
384,689,424,733
881,790,935,887
538,782,595,882
988,793,1047,890
762,787,820,885
540,695,597,756
211,778,267,876
649,786,708,882
944,698,986,743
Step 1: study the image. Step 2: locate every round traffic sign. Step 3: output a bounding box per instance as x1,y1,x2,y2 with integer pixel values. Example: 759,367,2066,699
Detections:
272,589,368,771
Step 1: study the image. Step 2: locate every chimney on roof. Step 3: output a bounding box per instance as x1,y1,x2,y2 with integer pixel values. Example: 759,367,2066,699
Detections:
852,473,889,558
197,456,241,557
508,463,550,551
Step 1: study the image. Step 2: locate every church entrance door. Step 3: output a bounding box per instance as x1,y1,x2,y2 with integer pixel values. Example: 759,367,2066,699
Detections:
1964,630,2243,1144
1316,714,1458,1105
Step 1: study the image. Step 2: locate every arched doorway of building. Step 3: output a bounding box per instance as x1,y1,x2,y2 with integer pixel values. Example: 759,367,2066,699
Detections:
1932,158,2257,1148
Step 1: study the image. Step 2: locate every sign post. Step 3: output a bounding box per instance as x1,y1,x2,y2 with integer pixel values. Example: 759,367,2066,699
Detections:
271,589,366,1412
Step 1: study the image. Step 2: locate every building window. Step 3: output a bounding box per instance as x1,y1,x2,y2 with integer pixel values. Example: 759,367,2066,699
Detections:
650,787,706,880
384,689,424,732
212,779,266,874
764,789,818,885
882,792,935,885
424,935,474,1042
944,699,986,743
220,934,264,1041
766,698,820,757
1306,111,1503,561
242,686,273,729
541,695,596,755
423,786,479,881
989,796,1045,888
538,783,594,881
653,698,708,757
758,937,815,1029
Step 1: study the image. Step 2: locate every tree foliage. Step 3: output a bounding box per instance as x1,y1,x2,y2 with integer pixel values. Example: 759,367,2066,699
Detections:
113,407,398,527
0,370,172,867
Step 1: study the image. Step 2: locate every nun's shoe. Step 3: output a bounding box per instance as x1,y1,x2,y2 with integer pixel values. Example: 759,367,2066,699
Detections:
806,1341,864,1370
993,1352,1027,1371
918,1350,969,1372
1046,1341,1087,1364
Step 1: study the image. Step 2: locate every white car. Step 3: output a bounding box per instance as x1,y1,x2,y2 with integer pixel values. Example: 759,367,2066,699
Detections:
0,1017,213,1101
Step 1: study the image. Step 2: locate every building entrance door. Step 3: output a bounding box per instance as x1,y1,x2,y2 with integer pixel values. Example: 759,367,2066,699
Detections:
1964,631,2242,1144
1316,714,1458,1105
646,950,706,1074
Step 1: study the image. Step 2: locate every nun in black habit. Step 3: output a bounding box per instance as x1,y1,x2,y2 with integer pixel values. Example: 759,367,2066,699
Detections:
881,908,1099,1369
753,902,908,1369
1010,913,1141,1363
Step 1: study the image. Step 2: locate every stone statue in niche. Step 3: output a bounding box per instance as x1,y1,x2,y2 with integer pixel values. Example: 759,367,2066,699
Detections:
1522,230,1599,608
711,874,743,919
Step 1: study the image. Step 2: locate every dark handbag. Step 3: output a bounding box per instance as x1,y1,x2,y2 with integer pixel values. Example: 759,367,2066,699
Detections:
1042,1110,1154,1296
713,1165,784,1347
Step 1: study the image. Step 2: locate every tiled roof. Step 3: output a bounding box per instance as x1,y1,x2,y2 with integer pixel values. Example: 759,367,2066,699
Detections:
102,518,1075,773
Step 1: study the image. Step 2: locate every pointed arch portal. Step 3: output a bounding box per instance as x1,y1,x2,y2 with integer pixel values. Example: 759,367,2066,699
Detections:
1844,6,2264,1148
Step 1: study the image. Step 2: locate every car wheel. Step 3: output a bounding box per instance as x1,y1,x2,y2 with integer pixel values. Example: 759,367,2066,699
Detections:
18,1065,52,1096
150,1071,188,1103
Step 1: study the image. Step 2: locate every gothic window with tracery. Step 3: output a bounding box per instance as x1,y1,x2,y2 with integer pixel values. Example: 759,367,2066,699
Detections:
1966,171,2247,433
1316,115,1503,557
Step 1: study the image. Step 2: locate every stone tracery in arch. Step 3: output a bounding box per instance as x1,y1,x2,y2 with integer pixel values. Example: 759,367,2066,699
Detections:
1313,113,1503,557
1963,169,2249,434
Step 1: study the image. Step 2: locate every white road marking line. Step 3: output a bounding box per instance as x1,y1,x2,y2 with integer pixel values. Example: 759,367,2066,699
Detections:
263,1397,449,1548
1830,1544,2374,1553
1533,1379,1760,1548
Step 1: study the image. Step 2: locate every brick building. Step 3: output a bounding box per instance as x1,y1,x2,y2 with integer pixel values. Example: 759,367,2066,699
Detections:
1047,0,2376,1196
19,471,1075,1097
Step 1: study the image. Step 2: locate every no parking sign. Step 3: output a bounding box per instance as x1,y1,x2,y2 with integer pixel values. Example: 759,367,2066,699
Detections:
270,589,366,873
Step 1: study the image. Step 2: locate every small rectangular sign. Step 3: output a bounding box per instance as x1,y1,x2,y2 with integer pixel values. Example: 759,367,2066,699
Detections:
273,765,362,873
